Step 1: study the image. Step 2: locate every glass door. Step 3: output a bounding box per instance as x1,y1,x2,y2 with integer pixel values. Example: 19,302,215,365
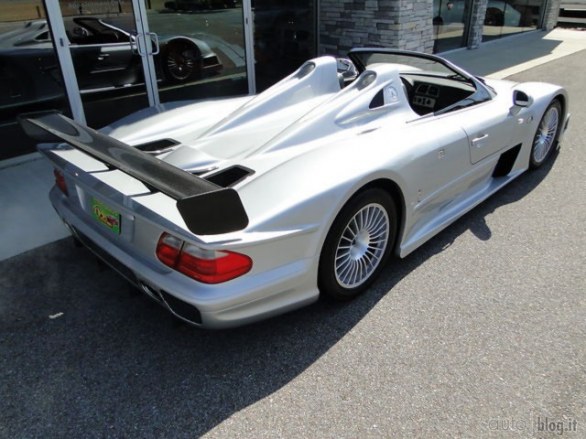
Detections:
51,0,152,129
47,0,252,132
137,0,250,104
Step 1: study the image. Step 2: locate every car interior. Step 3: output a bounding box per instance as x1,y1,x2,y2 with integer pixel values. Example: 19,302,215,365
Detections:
344,51,486,116
400,73,477,115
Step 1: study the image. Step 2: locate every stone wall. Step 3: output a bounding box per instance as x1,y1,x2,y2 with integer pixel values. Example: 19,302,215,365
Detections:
466,0,489,49
542,0,562,31
319,0,434,56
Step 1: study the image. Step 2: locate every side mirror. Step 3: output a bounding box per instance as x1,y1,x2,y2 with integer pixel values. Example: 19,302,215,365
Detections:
513,90,533,108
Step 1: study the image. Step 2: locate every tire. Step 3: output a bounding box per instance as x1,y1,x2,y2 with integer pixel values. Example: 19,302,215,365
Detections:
530,99,562,169
318,188,397,301
163,40,201,83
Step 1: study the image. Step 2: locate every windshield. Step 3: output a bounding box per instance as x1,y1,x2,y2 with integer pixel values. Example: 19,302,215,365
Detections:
350,50,470,82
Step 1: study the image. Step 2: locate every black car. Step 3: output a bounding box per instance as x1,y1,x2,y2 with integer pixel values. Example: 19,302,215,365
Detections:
0,18,222,110
164,0,237,11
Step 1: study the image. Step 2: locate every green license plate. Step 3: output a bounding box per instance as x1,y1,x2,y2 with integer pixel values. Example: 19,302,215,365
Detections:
91,197,121,235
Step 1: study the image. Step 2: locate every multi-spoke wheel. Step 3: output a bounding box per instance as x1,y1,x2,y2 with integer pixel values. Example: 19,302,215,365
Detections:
163,41,201,83
530,99,562,169
318,188,397,300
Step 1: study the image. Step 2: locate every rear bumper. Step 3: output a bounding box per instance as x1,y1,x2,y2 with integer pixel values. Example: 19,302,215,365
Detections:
49,187,320,329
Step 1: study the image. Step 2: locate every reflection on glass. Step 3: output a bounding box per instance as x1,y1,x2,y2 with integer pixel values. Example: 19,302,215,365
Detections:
0,0,68,159
253,0,316,91
149,0,248,102
58,0,248,127
483,0,540,42
57,0,149,128
0,0,250,159
433,0,472,53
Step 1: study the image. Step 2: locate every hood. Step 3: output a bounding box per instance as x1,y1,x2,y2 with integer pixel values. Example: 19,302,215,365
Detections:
0,21,49,49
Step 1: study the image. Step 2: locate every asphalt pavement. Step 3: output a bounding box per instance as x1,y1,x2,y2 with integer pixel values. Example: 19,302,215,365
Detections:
1,32,585,438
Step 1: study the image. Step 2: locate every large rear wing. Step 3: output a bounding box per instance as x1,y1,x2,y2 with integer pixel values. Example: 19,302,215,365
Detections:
19,111,249,235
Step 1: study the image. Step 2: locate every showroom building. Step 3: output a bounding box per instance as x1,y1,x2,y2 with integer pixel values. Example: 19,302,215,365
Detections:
0,0,561,160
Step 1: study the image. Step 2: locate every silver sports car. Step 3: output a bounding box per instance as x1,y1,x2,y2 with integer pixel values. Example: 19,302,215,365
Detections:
21,49,570,328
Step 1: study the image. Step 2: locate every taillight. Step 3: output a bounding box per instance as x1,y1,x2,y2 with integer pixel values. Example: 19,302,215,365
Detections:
156,232,252,284
156,233,182,267
54,169,68,195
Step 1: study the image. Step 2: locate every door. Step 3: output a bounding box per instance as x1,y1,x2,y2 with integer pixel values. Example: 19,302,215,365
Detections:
400,104,516,253
400,115,473,246
457,101,518,164
48,0,151,128
66,17,140,90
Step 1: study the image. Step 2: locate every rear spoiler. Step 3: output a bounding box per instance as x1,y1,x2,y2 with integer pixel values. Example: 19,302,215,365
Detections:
18,111,249,235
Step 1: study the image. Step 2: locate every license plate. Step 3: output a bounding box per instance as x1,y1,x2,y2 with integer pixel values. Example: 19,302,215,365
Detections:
91,197,121,235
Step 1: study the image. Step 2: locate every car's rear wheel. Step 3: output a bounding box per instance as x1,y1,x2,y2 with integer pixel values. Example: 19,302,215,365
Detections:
163,40,201,83
530,99,562,169
318,188,397,301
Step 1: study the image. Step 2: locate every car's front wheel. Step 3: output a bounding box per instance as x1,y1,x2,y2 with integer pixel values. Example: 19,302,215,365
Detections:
318,188,397,301
530,99,562,169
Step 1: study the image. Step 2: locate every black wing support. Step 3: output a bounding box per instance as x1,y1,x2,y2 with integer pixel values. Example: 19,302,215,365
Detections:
18,111,249,235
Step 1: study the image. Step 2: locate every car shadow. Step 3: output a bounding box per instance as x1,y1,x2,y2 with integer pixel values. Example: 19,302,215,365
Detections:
0,149,559,437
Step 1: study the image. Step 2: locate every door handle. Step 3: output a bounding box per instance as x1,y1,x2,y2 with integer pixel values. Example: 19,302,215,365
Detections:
97,54,110,61
472,133,489,147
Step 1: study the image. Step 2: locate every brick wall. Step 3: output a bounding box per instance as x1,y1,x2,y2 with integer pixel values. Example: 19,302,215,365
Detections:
319,0,434,56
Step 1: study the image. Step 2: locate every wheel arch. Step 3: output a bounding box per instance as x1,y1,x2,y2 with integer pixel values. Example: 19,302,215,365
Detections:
554,92,569,132
552,93,567,124
316,179,404,299
554,92,566,111
348,178,407,257
161,37,201,55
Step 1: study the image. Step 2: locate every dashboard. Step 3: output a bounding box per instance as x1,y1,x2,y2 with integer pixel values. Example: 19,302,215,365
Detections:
402,74,476,115
412,83,440,110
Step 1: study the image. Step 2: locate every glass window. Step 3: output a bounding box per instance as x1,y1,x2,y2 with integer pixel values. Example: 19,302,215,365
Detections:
433,0,473,53
1,0,320,160
58,0,249,129
57,1,150,129
253,0,317,91
0,1,70,160
483,0,542,42
148,0,249,103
